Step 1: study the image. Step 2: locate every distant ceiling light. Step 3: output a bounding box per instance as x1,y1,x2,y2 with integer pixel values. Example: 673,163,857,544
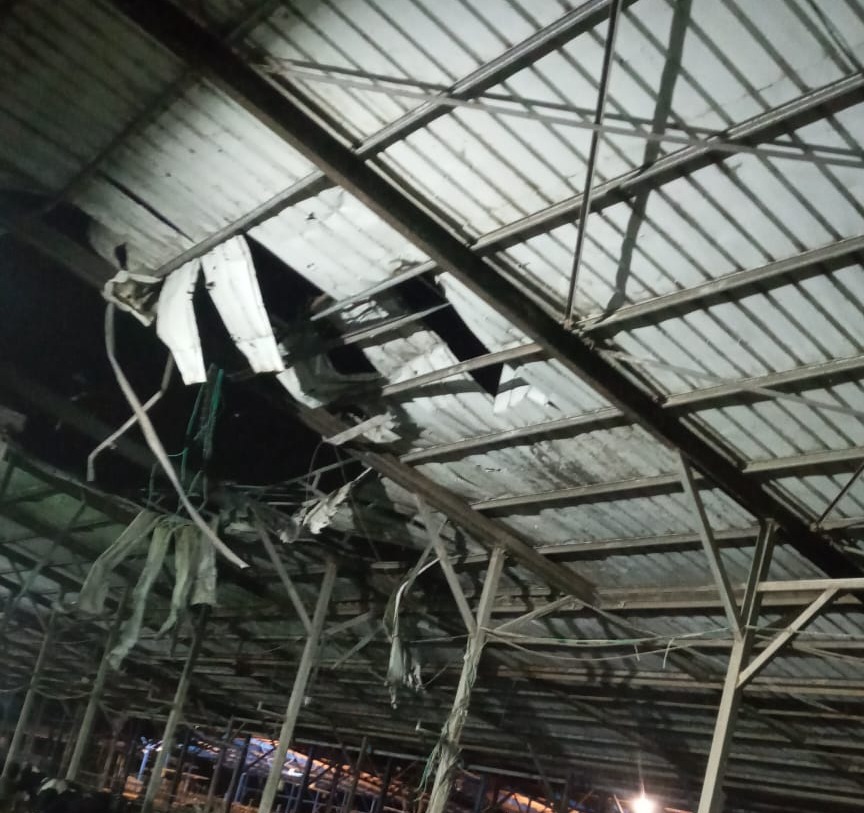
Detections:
631,794,657,813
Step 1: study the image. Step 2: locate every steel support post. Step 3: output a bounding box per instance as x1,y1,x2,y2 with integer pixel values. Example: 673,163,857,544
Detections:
224,734,251,813
60,705,87,776
323,763,342,813
291,747,316,813
556,773,573,813
137,745,152,783
374,757,392,813
66,598,127,781
205,720,234,813
167,728,192,808
259,560,338,813
22,695,44,763
471,775,488,813
697,523,776,813
235,772,248,806
1,611,55,780
51,708,71,772
426,548,506,813
342,737,367,813
142,606,210,813
98,723,120,790
117,718,141,795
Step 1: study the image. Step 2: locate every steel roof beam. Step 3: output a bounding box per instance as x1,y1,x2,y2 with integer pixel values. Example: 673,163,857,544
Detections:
582,233,864,333
477,72,864,252
112,0,857,584
402,352,864,463
469,445,864,515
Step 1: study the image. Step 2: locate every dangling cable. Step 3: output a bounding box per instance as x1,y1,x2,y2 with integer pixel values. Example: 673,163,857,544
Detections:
87,354,174,481
104,303,247,569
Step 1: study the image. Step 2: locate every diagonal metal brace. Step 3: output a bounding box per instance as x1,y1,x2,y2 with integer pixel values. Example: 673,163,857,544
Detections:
415,495,476,635
737,586,839,689
678,452,743,638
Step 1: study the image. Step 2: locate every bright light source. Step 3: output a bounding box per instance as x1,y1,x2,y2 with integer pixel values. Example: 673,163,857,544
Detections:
631,794,657,813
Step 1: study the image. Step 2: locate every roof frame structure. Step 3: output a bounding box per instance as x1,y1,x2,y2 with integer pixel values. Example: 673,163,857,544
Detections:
4,3,864,809
109,0,860,592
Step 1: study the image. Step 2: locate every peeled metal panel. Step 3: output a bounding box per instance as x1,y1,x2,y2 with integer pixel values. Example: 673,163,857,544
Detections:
156,260,207,385
252,192,512,446
201,236,284,374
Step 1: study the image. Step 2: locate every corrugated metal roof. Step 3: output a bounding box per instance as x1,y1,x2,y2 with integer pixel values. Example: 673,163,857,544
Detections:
4,0,864,808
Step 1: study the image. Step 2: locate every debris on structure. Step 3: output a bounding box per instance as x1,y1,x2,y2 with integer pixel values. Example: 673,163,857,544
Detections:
76,511,219,669
156,260,206,385
201,237,284,374
298,482,354,535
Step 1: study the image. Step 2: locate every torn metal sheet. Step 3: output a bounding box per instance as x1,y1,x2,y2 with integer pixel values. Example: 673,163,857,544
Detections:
277,354,380,408
155,260,206,385
102,269,161,327
299,482,353,535
493,365,552,414
201,236,284,374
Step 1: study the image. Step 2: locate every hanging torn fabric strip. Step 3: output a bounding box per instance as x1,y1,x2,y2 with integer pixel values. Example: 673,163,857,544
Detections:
156,523,199,637
77,510,160,616
190,523,218,607
109,520,173,669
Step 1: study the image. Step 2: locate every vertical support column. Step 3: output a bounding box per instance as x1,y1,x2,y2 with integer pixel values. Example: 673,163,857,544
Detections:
555,773,572,813
137,745,152,783
290,746,315,813
142,606,210,813
117,718,141,795
697,523,776,813
23,695,45,764
66,599,127,782
205,720,234,813
99,715,126,789
471,775,488,813
374,757,392,813
426,548,506,813
259,560,338,813
323,764,342,813
2,611,56,780
59,703,86,776
224,735,251,813
167,728,192,808
235,772,249,806
342,738,367,813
